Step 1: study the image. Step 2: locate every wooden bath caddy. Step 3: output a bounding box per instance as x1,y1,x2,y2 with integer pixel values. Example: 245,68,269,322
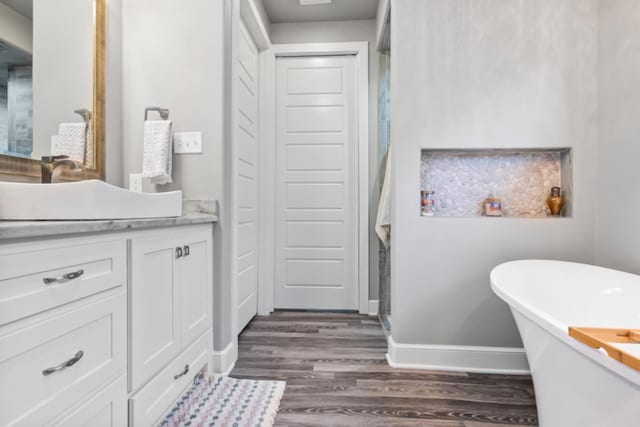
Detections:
569,327,640,372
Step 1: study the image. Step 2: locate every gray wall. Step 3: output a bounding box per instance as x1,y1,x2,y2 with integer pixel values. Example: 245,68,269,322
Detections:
595,0,640,274
122,0,226,200
122,0,231,350
390,0,598,347
270,19,381,301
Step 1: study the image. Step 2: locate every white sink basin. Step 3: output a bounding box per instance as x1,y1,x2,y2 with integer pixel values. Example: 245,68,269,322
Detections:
0,180,182,220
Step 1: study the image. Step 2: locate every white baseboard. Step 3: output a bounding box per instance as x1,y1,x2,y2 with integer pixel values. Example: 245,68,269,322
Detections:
210,341,237,375
386,335,530,375
368,300,379,316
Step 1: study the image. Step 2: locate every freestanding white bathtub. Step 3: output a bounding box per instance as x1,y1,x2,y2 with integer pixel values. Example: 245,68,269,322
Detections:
491,260,640,427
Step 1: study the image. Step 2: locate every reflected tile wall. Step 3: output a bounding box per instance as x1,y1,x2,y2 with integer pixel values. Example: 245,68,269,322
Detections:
7,66,33,156
0,85,7,153
0,65,8,153
378,52,391,323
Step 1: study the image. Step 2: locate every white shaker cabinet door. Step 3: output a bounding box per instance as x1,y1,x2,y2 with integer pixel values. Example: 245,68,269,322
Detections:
129,234,182,392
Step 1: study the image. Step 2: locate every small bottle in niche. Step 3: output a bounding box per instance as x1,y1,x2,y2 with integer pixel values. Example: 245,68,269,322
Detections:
547,186,565,216
484,195,502,217
421,191,435,216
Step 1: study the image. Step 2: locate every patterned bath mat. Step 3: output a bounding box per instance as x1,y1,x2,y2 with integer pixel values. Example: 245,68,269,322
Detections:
160,374,286,427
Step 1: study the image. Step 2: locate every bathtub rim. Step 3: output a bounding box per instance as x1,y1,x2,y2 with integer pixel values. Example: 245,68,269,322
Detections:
490,259,640,387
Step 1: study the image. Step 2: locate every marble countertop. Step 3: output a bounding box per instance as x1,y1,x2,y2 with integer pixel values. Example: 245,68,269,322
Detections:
0,214,218,241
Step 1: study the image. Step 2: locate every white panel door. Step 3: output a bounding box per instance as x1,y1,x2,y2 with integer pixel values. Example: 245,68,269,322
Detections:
275,56,358,310
235,20,259,332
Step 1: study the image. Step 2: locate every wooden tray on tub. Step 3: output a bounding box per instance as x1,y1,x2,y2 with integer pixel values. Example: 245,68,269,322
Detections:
569,327,640,372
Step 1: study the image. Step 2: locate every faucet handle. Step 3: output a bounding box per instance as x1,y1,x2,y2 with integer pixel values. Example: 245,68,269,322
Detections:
41,155,69,163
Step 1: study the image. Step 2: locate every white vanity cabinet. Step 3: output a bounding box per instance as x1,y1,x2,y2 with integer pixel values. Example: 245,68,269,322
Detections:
0,235,128,427
128,226,213,426
0,219,215,427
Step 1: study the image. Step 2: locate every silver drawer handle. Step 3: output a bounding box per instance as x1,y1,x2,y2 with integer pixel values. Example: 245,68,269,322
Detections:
42,350,84,376
43,269,84,285
174,364,189,380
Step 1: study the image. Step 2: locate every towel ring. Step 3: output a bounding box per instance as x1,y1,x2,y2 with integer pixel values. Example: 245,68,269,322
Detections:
145,107,170,121
74,109,92,123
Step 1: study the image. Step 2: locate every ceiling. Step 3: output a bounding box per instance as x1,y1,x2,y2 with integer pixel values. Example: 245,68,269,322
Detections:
0,40,32,68
0,0,32,19
262,0,378,23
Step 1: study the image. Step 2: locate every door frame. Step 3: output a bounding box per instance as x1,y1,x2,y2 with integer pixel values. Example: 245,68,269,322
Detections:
258,42,370,315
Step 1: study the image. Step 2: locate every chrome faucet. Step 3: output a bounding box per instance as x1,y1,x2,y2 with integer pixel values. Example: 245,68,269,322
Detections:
41,155,83,183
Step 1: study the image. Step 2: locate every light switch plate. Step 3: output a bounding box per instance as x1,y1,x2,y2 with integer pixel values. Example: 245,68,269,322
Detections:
174,131,202,154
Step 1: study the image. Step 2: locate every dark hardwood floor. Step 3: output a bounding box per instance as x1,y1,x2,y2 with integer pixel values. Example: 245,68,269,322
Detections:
230,311,538,427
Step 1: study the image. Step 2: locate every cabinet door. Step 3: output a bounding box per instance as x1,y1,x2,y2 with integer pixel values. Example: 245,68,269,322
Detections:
129,235,181,392
178,229,212,347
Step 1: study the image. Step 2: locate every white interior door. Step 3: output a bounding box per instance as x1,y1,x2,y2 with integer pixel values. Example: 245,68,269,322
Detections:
275,56,358,310
235,20,259,332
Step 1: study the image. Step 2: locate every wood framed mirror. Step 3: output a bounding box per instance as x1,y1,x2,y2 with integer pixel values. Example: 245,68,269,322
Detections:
0,0,106,182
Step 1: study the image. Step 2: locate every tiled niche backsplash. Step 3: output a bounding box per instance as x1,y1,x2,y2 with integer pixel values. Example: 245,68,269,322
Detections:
421,149,572,218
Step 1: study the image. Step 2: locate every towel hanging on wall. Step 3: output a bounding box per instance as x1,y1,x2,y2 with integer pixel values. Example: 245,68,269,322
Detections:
51,122,87,163
376,147,392,249
142,120,173,185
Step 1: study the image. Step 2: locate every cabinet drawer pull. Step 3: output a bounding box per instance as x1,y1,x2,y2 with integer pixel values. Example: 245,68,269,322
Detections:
174,364,189,380
42,350,84,376
176,247,183,258
43,269,85,285
183,245,190,256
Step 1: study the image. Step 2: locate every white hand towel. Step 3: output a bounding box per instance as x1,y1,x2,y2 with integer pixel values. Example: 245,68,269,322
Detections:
142,120,173,185
52,123,87,163
375,147,392,249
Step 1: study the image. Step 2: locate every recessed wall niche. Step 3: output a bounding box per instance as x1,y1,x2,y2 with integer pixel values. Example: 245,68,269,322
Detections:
420,149,573,218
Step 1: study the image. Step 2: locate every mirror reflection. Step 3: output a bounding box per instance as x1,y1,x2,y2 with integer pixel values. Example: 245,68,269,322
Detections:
0,0,95,165
0,0,32,157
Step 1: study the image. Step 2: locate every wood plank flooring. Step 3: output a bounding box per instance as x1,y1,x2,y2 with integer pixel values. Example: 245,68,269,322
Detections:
230,311,538,426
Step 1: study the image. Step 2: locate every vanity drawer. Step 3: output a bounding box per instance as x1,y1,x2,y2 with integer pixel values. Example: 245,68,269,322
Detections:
129,330,211,427
0,291,126,427
0,238,126,325
47,375,127,427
